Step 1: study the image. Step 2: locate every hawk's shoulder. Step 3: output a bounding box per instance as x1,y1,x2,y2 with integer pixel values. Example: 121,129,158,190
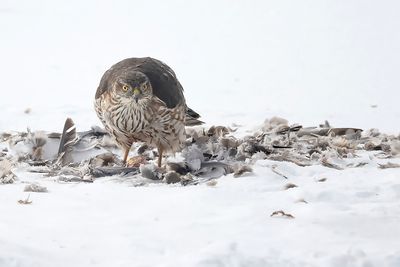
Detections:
95,57,185,109
135,57,185,109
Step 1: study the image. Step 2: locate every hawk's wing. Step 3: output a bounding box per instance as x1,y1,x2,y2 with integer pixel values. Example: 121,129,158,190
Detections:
95,57,185,109
136,58,185,109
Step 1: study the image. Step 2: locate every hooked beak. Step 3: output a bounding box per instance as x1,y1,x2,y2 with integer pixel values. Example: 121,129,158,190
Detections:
133,88,141,103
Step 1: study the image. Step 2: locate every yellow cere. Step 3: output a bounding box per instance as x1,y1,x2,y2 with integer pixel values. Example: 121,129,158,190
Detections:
133,88,141,95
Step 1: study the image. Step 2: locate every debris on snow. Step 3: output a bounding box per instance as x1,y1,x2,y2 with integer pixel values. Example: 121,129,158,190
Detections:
206,179,218,186
271,164,289,179
378,162,400,169
233,164,253,178
270,210,295,219
17,195,32,205
24,184,48,193
284,183,298,190
164,171,181,184
0,158,16,184
1,116,399,186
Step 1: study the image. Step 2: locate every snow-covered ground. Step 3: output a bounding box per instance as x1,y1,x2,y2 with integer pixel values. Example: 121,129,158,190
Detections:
1,154,400,267
1,1,400,266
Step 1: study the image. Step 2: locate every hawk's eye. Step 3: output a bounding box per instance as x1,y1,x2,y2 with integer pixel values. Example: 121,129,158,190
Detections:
122,85,129,91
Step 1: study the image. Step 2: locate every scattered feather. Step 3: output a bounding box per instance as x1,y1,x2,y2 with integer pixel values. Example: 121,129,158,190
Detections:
91,166,139,178
139,164,161,180
378,162,400,169
196,161,230,179
58,176,94,183
2,115,398,188
18,195,32,205
347,162,369,168
207,126,231,137
0,159,16,184
137,144,149,155
320,120,330,128
321,157,344,170
56,118,78,166
219,137,239,149
296,198,308,204
166,162,190,175
390,140,400,156
364,141,382,151
89,153,119,168
24,184,48,193
29,131,47,161
181,173,195,186
181,145,204,171
206,179,218,186
262,117,288,132
284,183,298,190
233,165,253,178
127,155,147,168
164,171,181,184
270,210,295,219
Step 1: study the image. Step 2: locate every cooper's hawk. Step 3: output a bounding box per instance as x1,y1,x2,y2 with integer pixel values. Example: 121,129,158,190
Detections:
94,57,202,167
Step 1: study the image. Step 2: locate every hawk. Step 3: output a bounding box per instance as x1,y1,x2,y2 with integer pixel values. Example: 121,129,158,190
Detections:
94,57,202,167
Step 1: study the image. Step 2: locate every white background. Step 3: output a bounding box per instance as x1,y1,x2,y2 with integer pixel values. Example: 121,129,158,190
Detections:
0,0,399,132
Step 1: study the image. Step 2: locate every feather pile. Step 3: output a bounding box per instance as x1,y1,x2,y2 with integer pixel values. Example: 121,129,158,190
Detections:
0,116,399,185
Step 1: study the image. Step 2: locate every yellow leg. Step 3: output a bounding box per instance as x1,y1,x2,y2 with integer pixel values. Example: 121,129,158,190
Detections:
157,147,163,167
122,147,130,164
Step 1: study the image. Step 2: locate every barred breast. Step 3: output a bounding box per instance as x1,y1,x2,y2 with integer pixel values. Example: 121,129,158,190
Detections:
95,91,186,153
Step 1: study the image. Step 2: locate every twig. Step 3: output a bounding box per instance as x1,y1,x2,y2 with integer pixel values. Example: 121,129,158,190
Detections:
271,165,288,179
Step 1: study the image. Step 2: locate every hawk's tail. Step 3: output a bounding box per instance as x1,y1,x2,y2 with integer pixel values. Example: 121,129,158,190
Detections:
185,107,204,126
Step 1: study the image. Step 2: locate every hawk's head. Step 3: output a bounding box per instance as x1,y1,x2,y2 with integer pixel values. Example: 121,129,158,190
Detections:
114,71,152,104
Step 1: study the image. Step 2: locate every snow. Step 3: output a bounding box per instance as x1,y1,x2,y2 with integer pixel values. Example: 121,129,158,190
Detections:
1,1,400,266
2,156,400,267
